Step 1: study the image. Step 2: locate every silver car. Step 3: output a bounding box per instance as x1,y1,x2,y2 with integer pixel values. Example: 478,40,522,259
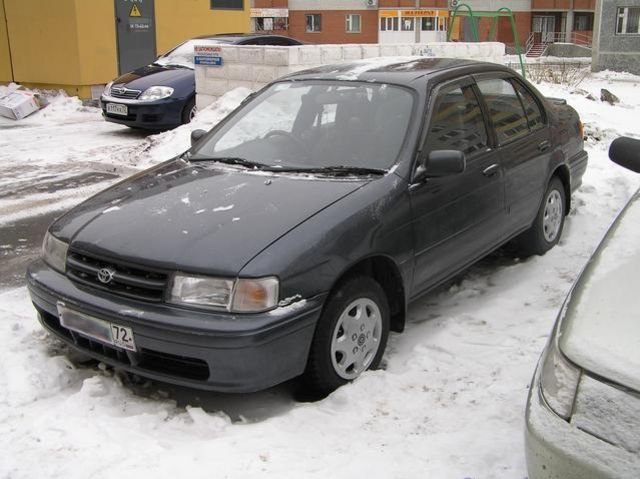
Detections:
526,136,640,478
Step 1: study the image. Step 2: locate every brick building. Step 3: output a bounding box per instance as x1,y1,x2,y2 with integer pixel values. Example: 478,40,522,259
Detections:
251,0,596,52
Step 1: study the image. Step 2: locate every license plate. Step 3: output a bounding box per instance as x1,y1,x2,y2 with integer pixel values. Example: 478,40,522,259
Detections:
106,103,128,116
57,303,137,352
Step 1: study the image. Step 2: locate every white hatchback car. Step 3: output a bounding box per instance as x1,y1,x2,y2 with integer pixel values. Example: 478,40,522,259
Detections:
526,136,640,478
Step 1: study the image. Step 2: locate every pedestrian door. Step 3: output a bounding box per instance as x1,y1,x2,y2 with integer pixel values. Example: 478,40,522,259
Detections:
114,0,157,74
533,16,555,43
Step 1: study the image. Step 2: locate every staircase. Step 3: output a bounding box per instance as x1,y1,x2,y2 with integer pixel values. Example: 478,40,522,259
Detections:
526,43,549,58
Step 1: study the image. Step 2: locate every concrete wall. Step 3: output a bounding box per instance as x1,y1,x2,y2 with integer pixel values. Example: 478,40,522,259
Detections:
547,42,592,56
0,0,12,83
592,0,640,74
195,42,506,108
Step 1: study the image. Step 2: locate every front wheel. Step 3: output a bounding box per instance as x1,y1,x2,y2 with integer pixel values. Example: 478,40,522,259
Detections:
304,276,390,396
514,177,566,256
181,97,196,124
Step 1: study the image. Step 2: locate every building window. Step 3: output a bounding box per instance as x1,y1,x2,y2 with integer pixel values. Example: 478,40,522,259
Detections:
380,17,399,31
346,14,361,33
306,14,321,32
617,7,640,35
421,17,436,31
254,17,288,32
210,0,243,10
401,17,414,31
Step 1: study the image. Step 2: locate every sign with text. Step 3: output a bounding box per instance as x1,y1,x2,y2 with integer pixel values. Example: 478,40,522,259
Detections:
194,45,222,66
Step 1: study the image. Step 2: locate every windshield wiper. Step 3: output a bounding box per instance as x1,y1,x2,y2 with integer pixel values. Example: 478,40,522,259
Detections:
279,165,386,176
189,156,271,169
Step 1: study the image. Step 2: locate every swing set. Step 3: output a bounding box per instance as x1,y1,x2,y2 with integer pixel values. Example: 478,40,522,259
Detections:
446,3,527,78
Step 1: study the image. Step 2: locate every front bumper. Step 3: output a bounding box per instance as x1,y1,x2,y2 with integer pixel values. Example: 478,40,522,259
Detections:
525,360,640,479
27,259,324,392
100,95,187,129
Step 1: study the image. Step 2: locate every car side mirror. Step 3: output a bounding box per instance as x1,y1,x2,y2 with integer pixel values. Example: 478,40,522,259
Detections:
190,129,207,147
415,150,466,182
609,137,640,173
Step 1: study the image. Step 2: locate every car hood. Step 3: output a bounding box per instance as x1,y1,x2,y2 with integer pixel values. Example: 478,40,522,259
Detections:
112,64,194,91
559,190,640,393
52,160,368,276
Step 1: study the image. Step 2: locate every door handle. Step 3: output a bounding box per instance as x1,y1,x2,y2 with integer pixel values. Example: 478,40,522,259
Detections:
482,164,500,177
538,140,551,152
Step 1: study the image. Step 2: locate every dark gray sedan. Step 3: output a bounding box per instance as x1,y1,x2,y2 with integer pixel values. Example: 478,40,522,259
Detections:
28,59,587,394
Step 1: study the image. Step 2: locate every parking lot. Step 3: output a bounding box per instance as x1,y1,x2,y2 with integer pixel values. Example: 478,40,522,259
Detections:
1,72,639,478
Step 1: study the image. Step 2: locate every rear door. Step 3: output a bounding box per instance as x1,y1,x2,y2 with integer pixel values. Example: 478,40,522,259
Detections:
409,77,506,296
474,74,551,234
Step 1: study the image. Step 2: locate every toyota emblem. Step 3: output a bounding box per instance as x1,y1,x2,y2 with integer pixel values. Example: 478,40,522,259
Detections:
97,268,115,284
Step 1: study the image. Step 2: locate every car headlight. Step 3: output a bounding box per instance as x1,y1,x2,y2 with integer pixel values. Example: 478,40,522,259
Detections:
139,86,174,101
539,322,582,420
103,81,113,96
42,231,69,273
169,274,279,313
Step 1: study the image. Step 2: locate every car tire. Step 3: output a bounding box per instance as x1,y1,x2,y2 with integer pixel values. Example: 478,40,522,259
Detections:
304,276,390,396
514,176,566,256
182,97,196,124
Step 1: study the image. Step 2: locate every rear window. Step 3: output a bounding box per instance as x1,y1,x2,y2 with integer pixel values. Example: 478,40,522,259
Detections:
476,78,529,145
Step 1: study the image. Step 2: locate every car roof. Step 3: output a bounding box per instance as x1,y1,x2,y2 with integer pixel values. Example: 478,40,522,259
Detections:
280,58,515,87
191,33,301,44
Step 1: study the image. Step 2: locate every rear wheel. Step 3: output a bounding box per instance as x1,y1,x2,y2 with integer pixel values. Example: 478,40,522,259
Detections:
514,177,566,256
304,276,389,396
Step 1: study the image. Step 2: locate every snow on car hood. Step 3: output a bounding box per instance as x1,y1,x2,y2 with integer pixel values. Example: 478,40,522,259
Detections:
51,159,368,277
560,190,640,393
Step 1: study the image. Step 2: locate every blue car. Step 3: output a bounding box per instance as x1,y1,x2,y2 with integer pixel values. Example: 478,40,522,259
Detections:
100,33,302,130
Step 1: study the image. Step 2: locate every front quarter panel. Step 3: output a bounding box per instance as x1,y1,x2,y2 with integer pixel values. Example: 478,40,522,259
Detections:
239,174,414,303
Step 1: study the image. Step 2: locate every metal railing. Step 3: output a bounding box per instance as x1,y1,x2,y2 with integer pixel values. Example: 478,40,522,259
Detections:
529,31,593,47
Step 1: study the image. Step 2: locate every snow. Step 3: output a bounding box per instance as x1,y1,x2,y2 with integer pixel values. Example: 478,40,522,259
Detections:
1,69,640,478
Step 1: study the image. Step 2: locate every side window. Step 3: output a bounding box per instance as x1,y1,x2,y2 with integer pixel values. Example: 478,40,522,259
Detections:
424,85,488,156
476,78,529,145
512,80,545,131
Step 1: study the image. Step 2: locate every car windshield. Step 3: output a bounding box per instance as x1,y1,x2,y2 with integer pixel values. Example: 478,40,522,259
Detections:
192,81,414,171
154,39,232,68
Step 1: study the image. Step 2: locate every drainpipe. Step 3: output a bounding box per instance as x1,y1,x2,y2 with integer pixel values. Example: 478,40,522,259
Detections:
415,0,420,43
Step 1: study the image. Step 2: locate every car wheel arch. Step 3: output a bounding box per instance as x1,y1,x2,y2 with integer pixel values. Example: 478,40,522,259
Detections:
550,164,571,215
327,255,406,333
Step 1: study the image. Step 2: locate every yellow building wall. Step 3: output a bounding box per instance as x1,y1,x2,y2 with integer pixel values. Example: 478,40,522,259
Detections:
4,0,81,86
74,0,118,85
154,0,250,54
0,0,13,82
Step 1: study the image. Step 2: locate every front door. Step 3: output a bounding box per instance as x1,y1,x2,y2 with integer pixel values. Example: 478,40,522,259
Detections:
114,0,157,74
533,15,555,43
409,79,505,297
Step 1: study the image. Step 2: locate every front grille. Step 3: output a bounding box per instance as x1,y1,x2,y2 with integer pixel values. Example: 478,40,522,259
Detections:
37,308,210,381
109,87,141,99
66,251,168,302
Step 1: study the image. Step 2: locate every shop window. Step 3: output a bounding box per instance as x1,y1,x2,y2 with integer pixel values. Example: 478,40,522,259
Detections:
401,17,414,31
210,0,243,10
346,14,361,33
380,17,399,31
306,14,321,32
616,7,640,34
421,17,436,31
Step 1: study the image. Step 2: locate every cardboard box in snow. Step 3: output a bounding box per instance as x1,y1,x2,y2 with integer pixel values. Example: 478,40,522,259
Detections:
0,90,40,120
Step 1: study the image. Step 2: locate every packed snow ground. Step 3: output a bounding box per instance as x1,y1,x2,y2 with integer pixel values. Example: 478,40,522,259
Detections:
1,70,640,479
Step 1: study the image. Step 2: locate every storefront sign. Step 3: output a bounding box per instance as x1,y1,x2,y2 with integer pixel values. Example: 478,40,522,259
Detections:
194,45,222,66
250,8,289,18
379,9,448,18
